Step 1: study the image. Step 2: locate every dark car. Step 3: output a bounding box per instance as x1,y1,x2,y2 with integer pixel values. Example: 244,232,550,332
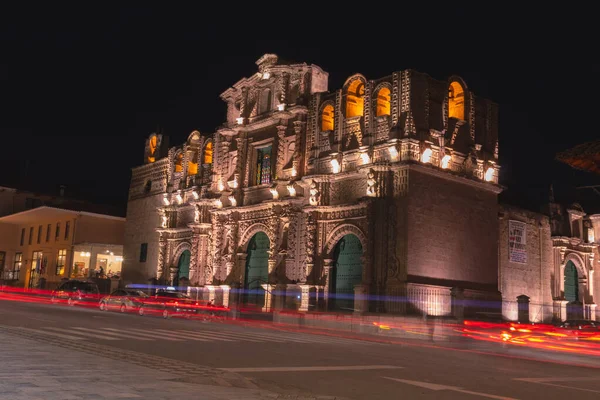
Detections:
139,290,198,319
51,279,100,306
555,319,600,339
99,288,149,313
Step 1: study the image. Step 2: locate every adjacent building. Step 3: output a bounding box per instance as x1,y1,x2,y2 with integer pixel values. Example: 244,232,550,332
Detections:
123,53,502,316
0,206,125,290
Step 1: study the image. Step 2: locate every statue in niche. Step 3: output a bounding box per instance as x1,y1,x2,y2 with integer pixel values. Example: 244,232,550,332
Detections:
194,206,200,223
161,214,168,228
366,169,377,197
309,181,320,206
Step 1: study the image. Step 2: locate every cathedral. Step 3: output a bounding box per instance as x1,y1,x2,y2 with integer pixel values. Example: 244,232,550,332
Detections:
122,53,505,317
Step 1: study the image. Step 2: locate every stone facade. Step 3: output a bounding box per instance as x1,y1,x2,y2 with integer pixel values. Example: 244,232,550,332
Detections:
498,200,600,323
122,53,502,315
499,205,554,322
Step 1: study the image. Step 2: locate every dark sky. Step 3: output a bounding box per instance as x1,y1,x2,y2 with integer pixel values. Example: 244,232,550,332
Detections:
1,6,598,216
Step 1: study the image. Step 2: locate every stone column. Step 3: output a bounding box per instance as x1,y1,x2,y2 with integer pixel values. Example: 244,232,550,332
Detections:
204,285,217,303
590,303,597,321
268,259,276,275
274,283,287,310
353,284,368,314
298,284,312,312
293,120,305,177
589,269,595,300
189,233,199,284
261,283,275,312
169,266,178,287
219,285,231,308
323,259,334,311
276,125,287,179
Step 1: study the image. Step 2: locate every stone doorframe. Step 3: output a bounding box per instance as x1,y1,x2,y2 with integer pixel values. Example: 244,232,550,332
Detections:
236,223,277,311
321,223,370,313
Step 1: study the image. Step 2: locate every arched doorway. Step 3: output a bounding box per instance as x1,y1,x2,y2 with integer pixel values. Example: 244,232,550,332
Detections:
564,261,578,302
175,250,190,287
564,260,583,320
330,234,363,311
244,232,270,306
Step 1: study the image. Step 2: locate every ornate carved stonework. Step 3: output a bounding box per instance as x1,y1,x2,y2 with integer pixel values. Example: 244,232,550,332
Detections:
128,54,502,315
366,169,377,197
276,125,287,179
304,212,317,279
309,181,321,206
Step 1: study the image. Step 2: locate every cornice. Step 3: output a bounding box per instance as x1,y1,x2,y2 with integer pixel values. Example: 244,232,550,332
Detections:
408,163,504,194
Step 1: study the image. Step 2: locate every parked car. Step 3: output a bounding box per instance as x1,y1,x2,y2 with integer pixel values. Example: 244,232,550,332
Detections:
99,288,149,313
139,289,198,319
555,319,600,339
51,279,100,306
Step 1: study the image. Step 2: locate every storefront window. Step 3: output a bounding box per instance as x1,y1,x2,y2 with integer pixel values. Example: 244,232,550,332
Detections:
56,249,66,275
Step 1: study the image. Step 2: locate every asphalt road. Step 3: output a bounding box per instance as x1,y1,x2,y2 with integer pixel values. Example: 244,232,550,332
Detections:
2,296,600,399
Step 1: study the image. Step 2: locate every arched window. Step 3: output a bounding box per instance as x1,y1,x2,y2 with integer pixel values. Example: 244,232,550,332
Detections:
188,150,199,175
376,87,391,117
448,81,465,120
321,104,334,131
148,135,157,163
174,152,183,173
345,79,365,118
259,88,272,114
203,141,213,164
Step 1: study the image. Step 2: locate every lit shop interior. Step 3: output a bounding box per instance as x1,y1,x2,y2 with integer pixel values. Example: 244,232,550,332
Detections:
71,243,123,280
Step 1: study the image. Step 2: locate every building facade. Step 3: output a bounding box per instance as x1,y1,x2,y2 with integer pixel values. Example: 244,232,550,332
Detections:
123,53,502,315
0,206,125,290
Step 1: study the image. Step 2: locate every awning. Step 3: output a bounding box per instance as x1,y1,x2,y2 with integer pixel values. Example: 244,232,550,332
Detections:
556,140,600,175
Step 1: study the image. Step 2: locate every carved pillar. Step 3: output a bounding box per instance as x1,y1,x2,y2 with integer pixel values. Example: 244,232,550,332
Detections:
224,222,237,278
237,253,248,286
353,284,368,314
157,233,167,281
323,259,334,310
299,284,312,312
190,232,199,284
243,138,254,188
276,125,287,179
305,212,317,281
363,80,372,134
204,285,217,302
220,285,231,308
261,283,275,312
235,137,246,191
293,120,305,177
219,136,230,188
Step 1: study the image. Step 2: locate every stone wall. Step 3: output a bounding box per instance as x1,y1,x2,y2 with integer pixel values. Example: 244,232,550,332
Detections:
498,205,554,322
122,194,162,284
406,166,499,288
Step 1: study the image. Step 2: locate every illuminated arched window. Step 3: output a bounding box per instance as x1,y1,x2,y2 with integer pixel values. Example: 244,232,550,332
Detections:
448,81,465,120
345,79,365,118
203,141,213,164
188,151,199,175
321,104,334,131
376,87,391,117
148,135,157,163
175,152,183,173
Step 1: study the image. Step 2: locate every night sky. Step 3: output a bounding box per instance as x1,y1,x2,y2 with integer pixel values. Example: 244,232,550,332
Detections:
1,6,598,216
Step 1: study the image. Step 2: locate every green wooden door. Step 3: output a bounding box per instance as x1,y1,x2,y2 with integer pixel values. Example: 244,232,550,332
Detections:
245,232,270,306
332,234,363,311
177,250,191,280
564,261,578,302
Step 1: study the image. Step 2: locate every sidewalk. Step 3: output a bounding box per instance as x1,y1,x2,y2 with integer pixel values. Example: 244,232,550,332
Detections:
0,329,338,400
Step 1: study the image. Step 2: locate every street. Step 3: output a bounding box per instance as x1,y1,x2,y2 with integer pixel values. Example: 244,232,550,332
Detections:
2,298,600,399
